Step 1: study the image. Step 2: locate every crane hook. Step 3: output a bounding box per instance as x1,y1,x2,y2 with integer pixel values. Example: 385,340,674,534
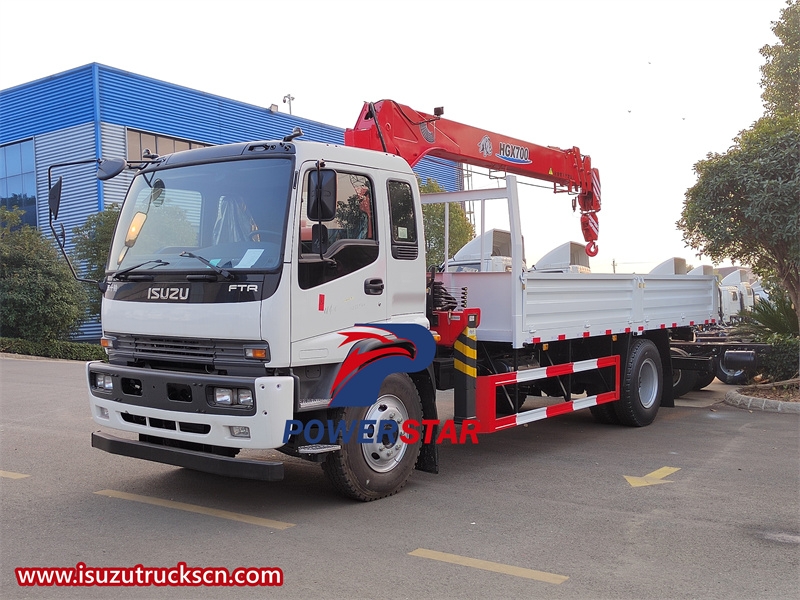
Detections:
585,241,599,257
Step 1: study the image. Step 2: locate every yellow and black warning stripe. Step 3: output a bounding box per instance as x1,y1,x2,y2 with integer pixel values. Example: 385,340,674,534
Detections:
453,325,477,420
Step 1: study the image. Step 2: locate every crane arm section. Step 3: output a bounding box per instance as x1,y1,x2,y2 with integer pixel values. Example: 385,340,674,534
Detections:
344,100,601,256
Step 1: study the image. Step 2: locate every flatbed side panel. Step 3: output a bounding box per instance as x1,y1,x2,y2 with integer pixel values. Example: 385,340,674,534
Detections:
640,276,718,329
521,273,716,344
438,272,717,345
523,274,639,343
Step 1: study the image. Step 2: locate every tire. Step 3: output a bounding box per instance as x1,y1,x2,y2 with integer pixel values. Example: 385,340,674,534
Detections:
614,338,663,427
693,370,716,390
589,402,620,424
715,359,748,385
671,348,698,398
496,385,526,415
585,383,620,424
322,373,423,501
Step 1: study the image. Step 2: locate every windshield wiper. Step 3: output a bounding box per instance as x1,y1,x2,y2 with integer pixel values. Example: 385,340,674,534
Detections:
112,259,169,280
180,251,234,280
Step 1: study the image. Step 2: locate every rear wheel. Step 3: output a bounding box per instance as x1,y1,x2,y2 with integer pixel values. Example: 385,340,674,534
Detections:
715,359,748,385
671,348,698,398
693,370,716,390
496,385,527,415
322,373,423,501
615,338,663,427
589,402,620,424
585,382,619,424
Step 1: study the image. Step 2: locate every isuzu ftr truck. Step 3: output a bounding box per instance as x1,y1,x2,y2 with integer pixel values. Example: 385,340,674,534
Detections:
48,100,719,500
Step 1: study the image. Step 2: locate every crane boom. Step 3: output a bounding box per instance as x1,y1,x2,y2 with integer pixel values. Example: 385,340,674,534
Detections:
344,100,601,256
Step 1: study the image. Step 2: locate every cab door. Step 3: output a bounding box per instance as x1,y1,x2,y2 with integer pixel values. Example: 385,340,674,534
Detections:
290,164,387,367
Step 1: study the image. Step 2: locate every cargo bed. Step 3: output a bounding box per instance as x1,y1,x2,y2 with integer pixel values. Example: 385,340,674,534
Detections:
436,270,718,347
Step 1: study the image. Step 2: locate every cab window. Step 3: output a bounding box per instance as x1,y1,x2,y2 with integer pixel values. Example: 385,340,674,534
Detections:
387,180,418,260
298,171,379,289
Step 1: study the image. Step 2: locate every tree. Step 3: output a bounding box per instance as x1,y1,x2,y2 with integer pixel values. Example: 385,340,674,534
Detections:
419,178,475,268
71,204,120,320
760,0,799,118
335,194,369,239
678,2,800,326
0,207,87,340
678,116,800,324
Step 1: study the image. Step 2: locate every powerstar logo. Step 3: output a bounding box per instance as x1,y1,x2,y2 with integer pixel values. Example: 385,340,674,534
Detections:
282,324,479,445
328,324,434,408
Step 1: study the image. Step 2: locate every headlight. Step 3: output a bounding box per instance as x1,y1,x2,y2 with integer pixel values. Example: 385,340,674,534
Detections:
237,389,254,406
212,387,253,408
214,388,234,405
93,373,113,391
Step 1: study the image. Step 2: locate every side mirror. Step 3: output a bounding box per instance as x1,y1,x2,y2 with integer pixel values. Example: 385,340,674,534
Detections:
97,158,127,181
149,179,165,206
308,169,337,221
48,177,63,220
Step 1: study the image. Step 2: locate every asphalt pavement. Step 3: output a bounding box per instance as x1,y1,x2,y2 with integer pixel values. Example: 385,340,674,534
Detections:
1,355,798,599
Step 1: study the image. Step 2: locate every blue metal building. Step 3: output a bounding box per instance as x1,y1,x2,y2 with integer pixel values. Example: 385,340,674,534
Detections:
0,63,461,339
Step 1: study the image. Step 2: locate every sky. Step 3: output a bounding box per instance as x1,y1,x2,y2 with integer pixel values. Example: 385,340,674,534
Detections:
0,0,787,273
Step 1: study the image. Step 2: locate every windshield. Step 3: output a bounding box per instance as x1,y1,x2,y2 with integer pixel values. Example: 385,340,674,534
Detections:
108,158,293,275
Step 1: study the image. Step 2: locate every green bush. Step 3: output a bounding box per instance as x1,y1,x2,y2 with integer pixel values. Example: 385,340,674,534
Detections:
732,290,799,382
759,333,800,382
0,337,106,361
0,207,88,340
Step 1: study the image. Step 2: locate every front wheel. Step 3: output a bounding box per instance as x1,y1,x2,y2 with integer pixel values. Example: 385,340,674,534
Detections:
615,338,663,427
322,373,423,501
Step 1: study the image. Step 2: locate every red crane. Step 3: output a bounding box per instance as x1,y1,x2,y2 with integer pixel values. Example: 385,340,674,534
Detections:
344,100,601,256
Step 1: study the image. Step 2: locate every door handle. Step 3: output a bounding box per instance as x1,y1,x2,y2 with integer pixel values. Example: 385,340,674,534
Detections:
364,278,384,295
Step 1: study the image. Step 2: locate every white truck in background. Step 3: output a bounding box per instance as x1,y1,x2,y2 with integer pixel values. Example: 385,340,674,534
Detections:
718,269,757,324
47,99,720,501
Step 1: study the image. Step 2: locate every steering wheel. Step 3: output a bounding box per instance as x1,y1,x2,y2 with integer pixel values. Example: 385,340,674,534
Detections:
248,230,281,243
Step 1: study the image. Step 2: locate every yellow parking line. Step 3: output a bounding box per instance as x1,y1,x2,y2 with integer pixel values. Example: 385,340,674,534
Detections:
94,490,295,530
409,548,568,584
0,470,30,479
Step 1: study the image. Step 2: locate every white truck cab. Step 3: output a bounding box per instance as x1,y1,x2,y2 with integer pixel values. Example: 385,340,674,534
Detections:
70,137,437,500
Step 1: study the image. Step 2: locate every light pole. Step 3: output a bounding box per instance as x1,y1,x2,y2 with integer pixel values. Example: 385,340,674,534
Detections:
283,94,295,115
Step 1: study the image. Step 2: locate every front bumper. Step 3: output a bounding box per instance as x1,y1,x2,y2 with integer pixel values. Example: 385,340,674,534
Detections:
87,362,295,450
91,432,284,480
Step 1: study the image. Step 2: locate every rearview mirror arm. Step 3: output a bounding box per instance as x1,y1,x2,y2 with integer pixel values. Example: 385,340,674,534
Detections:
47,158,112,290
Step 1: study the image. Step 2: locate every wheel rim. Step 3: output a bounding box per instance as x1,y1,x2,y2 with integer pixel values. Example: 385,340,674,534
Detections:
361,394,409,473
638,358,659,409
719,364,744,378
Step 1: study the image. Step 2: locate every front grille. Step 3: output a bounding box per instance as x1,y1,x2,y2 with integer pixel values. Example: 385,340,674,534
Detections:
121,336,216,362
120,411,211,435
109,334,256,368
121,413,146,426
